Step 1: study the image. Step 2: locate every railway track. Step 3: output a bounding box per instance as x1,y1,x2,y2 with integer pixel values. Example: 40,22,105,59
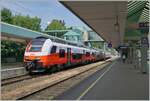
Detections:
1,74,30,86
1,74,41,86
1,57,118,100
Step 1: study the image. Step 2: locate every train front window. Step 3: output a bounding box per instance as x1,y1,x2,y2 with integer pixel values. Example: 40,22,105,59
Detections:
28,37,46,52
29,46,42,52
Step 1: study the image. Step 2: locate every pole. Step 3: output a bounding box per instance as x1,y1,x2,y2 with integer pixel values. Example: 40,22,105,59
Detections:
140,34,148,74
103,42,106,60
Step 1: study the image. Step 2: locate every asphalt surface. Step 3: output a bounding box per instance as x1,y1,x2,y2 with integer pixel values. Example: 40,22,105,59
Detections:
54,60,149,100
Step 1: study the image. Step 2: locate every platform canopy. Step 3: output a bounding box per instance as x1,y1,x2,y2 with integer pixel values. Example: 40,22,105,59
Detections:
125,1,149,42
60,0,128,47
1,22,50,43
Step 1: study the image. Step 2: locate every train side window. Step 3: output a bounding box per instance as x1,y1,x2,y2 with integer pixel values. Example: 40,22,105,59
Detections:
83,50,85,54
51,46,57,53
92,52,95,56
86,52,90,57
59,49,65,58
72,53,82,59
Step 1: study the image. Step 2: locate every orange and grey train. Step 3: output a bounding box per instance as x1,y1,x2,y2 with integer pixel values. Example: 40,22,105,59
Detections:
24,36,109,73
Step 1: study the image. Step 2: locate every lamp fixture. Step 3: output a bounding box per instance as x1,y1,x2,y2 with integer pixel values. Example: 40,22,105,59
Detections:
114,15,119,32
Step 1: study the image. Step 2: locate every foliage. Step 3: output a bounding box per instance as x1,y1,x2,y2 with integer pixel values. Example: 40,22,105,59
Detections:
1,40,25,59
1,8,41,31
45,19,66,30
12,15,41,31
1,8,13,23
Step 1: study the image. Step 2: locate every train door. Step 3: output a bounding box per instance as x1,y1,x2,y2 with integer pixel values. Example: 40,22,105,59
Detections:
67,48,71,65
83,50,85,61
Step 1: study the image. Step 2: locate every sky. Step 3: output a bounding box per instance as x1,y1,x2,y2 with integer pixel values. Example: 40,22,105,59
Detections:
0,0,91,30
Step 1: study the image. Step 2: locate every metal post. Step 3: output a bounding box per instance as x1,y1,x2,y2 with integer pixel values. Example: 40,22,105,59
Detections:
55,32,57,37
138,22,149,74
140,34,148,74
103,42,106,60
137,48,141,69
129,46,132,64
133,45,137,68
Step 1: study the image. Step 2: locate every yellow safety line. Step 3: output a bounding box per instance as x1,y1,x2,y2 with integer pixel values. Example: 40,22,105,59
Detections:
77,61,116,100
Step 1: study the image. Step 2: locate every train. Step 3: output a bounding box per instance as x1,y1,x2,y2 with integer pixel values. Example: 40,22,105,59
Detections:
24,36,111,73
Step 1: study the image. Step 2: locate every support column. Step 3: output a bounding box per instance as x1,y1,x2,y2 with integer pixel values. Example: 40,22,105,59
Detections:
138,22,149,74
132,45,137,68
140,34,148,73
129,46,133,64
103,42,106,60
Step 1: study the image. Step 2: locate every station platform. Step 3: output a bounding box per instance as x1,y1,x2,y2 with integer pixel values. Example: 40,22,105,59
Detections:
1,62,23,69
55,59,149,100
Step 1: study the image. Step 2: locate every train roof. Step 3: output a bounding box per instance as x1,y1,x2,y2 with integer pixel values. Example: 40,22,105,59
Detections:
35,36,89,48
34,36,104,52
37,36,81,44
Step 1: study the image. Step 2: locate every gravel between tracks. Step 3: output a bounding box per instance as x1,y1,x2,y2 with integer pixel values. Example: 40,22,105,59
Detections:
1,57,117,100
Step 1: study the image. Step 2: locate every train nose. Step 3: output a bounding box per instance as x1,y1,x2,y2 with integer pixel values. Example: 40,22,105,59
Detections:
25,61,35,71
25,59,45,73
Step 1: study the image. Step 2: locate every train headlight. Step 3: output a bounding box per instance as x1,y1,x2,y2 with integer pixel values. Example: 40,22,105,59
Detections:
25,56,29,60
35,57,40,60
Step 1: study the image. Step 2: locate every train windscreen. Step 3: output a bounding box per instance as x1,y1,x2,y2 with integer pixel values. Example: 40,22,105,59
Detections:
29,45,42,52
29,38,46,52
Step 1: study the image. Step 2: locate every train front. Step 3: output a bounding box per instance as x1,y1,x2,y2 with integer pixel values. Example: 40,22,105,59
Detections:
24,37,52,73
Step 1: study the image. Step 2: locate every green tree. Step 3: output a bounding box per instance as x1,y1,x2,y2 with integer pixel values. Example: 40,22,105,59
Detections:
12,14,41,31
1,40,26,61
1,8,42,31
45,19,66,30
1,8,13,23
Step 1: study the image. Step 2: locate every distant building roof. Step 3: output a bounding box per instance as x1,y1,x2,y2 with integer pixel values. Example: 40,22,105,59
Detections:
72,26,88,32
88,30,104,41
63,30,81,36
43,30,69,33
